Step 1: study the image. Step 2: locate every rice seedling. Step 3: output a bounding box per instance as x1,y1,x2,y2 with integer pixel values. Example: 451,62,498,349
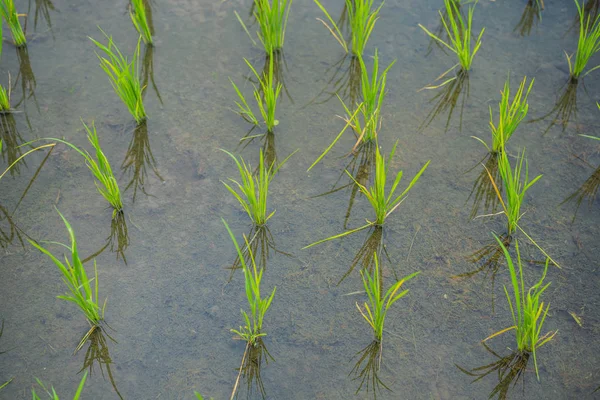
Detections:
32,372,88,400
28,209,106,343
314,0,383,56
309,50,395,169
357,253,419,344
90,29,146,124
194,392,214,400
483,237,557,380
482,76,534,154
514,0,543,37
492,148,541,238
0,0,26,47
122,121,163,201
0,139,54,181
0,82,10,112
236,0,292,55
425,0,462,56
79,327,124,400
230,57,282,133
419,0,484,75
221,148,295,226
566,0,600,82
305,143,430,248
223,219,276,347
130,0,153,45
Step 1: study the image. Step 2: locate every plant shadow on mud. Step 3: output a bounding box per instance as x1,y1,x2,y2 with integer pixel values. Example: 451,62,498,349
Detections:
456,342,531,400
78,326,124,400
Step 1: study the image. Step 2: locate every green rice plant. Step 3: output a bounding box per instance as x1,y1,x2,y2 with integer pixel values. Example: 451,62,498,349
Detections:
305,142,430,247
0,140,55,181
566,0,600,81
309,50,395,169
237,0,292,55
419,0,484,75
484,237,557,379
0,0,26,47
221,148,294,226
230,57,282,133
492,148,541,237
29,210,106,338
356,253,419,343
130,0,153,45
90,29,146,124
480,76,534,153
0,81,10,112
314,0,383,56
32,372,88,400
223,219,276,346
41,121,123,217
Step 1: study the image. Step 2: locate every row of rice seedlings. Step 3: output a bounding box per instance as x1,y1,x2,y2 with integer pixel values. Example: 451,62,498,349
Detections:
230,56,282,133
566,0,600,82
0,0,26,47
44,120,124,217
221,148,294,226
483,237,556,380
314,0,383,57
237,0,292,56
29,210,107,351
306,142,430,247
32,372,88,400
419,0,484,86
309,50,395,169
130,0,153,45
90,29,146,124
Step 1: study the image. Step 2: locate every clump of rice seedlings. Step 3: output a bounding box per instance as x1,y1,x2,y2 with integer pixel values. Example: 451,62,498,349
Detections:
122,121,163,201
236,0,292,55
90,30,146,124
221,149,293,226
230,57,282,133
493,148,541,238
485,76,534,154
419,0,484,75
425,0,462,56
130,0,153,45
29,210,106,348
309,50,395,169
514,0,544,37
314,0,383,56
0,81,10,112
357,253,419,344
483,237,557,380
223,219,276,348
305,143,430,247
0,0,26,47
566,0,600,82
32,372,88,400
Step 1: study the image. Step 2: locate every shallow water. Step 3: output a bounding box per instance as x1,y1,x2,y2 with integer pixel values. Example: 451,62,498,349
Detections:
0,0,600,398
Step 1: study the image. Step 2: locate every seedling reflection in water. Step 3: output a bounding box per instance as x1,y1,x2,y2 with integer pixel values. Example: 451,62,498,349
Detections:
79,327,124,400
514,0,543,37
306,142,429,248
313,0,383,56
29,210,107,349
90,29,146,124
